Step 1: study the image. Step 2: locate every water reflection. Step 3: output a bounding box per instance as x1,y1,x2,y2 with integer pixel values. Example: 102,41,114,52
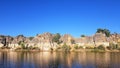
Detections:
0,51,120,68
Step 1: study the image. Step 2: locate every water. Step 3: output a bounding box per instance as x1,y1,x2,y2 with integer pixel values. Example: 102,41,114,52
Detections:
0,51,120,68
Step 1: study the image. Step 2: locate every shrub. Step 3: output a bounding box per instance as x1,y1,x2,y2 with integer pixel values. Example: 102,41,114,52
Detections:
18,41,26,49
106,46,111,50
52,33,61,44
57,46,61,49
97,45,105,50
108,43,118,50
74,44,79,49
86,46,94,49
62,43,71,51
81,35,85,37
96,28,111,37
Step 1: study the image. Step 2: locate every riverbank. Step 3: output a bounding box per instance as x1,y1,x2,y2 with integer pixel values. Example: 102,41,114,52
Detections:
0,48,120,52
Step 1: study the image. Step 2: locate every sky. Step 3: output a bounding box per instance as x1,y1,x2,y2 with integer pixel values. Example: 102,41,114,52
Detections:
0,0,120,37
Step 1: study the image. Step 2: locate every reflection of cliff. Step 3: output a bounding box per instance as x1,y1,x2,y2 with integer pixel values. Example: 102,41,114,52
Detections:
0,52,120,68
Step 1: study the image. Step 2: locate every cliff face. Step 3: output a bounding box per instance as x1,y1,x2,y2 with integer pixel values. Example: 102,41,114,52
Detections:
60,34,74,45
29,32,56,50
75,33,110,47
0,33,120,50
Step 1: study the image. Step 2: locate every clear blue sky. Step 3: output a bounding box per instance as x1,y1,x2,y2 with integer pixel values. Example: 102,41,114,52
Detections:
0,0,120,37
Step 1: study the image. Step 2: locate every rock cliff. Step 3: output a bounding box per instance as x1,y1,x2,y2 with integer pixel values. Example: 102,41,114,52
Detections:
0,33,120,50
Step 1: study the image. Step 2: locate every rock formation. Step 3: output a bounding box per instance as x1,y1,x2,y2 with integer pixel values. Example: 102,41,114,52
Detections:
0,32,120,50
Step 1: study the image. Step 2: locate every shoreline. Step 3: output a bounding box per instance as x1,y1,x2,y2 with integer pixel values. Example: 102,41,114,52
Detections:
0,49,120,52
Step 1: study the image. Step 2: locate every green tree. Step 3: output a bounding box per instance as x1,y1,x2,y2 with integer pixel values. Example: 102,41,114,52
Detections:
52,33,61,44
29,37,34,40
18,41,25,49
81,35,85,37
97,45,105,50
62,43,71,51
96,28,111,37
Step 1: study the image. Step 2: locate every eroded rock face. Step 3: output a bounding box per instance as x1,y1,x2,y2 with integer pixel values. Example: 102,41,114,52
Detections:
75,36,94,46
93,33,109,47
0,35,13,47
0,33,120,50
0,35,6,47
29,32,57,51
93,33,107,42
108,34,120,44
75,33,109,47
12,35,26,44
60,34,74,45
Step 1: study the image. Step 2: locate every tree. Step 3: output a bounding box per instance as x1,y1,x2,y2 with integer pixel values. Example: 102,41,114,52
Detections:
81,35,85,37
52,33,61,44
96,28,111,37
29,37,34,40
62,43,71,51
18,41,25,49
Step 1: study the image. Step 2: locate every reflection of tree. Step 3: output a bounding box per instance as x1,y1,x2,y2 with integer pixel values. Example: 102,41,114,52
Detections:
1,52,7,68
48,61,59,68
48,52,60,68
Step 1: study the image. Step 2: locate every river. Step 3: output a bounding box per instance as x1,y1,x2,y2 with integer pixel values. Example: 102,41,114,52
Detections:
0,51,120,68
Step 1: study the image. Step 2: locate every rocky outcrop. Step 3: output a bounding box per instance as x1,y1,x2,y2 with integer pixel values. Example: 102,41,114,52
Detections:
108,34,120,44
0,35,13,47
93,33,109,47
75,33,109,47
60,34,74,45
75,36,94,46
28,32,57,51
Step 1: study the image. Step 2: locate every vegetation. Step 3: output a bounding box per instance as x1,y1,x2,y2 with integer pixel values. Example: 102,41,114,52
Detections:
62,43,71,51
107,43,119,50
97,45,105,50
74,44,79,49
52,33,61,44
96,28,111,37
86,46,94,49
29,37,34,40
74,44,83,49
18,41,26,49
28,46,40,50
81,35,85,37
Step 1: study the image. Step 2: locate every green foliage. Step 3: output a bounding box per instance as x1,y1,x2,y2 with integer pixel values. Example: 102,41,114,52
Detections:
74,44,83,49
74,44,79,49
29,37,34,40
117,43,120,50
18,41,26,49
91,45,105,52
107,43,120,50
86,46,94,49
28,46,40,50
81,35,85,37
106,43,120,50
97,45,105,50
62,43,71,51
107,43,118,50
52,33,61,44
96,28,111,37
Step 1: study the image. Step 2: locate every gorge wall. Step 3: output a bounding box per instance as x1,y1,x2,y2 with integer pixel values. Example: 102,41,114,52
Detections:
0,33,120,51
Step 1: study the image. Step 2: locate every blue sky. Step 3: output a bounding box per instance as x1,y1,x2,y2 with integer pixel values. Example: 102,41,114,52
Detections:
0,0,120,37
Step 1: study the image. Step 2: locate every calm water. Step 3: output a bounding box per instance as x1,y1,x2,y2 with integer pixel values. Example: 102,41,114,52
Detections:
0,51,120,68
